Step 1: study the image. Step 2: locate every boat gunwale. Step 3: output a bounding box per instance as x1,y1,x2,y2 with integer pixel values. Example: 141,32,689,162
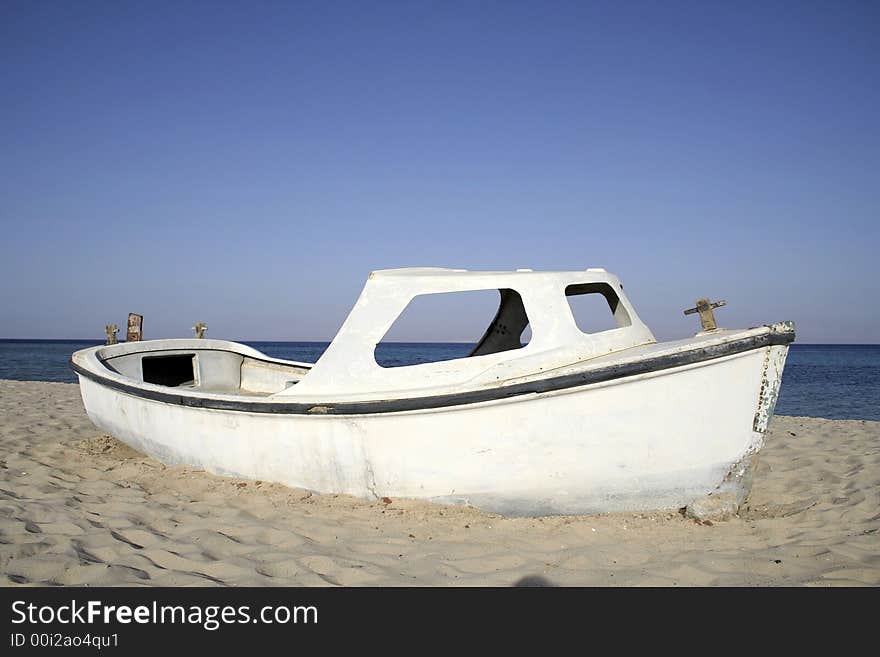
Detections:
70,327,794,415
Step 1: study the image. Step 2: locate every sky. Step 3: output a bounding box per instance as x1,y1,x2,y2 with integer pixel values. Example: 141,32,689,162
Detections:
1,1,877,343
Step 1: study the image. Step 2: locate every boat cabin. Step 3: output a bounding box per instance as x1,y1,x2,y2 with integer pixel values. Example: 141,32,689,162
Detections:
283,267,656,398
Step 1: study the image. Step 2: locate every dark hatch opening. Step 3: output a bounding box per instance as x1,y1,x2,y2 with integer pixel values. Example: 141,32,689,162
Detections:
142,354,196,387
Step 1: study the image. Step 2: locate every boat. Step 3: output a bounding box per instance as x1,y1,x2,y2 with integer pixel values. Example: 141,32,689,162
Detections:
70,267,794,516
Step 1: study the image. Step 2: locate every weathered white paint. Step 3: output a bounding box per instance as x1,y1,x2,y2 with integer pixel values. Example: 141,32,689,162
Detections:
71,268,793,516
753,340,791,433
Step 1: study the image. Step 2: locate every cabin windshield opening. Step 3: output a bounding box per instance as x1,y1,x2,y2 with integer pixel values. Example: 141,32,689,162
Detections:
375,288,530,368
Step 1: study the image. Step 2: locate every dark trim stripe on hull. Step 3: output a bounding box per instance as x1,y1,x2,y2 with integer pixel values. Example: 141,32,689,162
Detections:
70,330,794,415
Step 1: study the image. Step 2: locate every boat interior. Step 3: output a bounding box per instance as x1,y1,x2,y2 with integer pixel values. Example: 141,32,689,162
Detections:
103,348,311,397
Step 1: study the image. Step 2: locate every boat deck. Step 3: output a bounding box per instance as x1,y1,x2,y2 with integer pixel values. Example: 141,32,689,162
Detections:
178,384,274,398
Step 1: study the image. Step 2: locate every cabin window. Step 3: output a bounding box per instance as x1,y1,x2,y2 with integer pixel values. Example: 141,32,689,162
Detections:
565,283,631,334
375,289,531,368
142,354,196,387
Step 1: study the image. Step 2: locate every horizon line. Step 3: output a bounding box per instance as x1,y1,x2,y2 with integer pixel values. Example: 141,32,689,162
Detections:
0,338,878,347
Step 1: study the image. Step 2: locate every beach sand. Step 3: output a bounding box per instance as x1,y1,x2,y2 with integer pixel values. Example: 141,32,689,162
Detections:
1,379,877,586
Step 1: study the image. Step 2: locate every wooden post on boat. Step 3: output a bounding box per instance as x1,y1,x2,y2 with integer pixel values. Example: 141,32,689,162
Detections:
126,313,143,342
683,298,726,332
193,322,207,339
104,324,118,345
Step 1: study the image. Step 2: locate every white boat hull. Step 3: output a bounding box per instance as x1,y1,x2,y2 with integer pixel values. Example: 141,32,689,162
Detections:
76,342,788,516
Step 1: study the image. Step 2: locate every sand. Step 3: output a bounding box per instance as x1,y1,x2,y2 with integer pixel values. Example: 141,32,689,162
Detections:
1,379,877,587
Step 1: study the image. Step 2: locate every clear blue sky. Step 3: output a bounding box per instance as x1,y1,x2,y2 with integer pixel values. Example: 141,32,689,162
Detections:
2,1,877,342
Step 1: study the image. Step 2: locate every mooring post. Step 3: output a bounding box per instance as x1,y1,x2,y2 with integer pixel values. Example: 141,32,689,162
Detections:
104,324,118,345
192,322,207,339
126,313,143,342
683,297,727,332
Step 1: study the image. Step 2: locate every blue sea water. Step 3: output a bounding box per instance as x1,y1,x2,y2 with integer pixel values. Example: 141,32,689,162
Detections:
0,340,877,421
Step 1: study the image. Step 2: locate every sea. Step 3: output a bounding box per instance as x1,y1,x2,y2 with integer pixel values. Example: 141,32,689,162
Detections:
0,340,877,421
